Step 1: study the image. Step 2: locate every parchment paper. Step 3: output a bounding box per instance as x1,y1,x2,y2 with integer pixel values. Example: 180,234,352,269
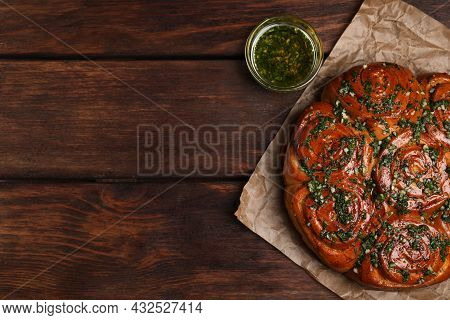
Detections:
235,0,450,299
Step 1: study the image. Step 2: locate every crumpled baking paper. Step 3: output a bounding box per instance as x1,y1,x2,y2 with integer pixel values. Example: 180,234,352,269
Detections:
235,0,450,299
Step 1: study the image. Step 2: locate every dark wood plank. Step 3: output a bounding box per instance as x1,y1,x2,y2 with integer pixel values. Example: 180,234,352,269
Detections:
0,0,446,57
0,60,298,179
0,181,337,299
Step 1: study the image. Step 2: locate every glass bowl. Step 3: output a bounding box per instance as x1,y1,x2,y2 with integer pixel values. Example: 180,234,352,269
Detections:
245,16,323,92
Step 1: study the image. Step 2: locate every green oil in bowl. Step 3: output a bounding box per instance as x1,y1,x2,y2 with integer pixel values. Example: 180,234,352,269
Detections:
246,16,323,92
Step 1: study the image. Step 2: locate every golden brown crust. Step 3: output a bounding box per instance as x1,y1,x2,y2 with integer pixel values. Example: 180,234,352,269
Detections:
284,64,450,289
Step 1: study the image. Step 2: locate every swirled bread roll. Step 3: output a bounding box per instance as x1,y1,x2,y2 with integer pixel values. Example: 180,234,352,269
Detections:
284,64,449,289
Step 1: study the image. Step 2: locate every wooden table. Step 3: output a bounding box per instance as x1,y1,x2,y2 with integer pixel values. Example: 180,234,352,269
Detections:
0,0,447,299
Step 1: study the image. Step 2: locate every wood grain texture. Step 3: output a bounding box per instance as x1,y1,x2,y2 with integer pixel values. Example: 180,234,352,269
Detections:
0,60,298,179
0,181,337,299
0,0,446,57
0,0,447,300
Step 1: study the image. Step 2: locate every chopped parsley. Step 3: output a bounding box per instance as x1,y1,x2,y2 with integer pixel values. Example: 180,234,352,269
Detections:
398,118,412,128
332,100,350,124
406,224,429,237
310,116,333,136
338,80,354,95
378,94,397,113
339,137,358,161
353,119,367,131
439,200,450,223
430,235,449,262
370,252,379,267
384,239,395,253
379,153,393,167
413,111,433,141
379,145,397,167
399,269,410,283
398,110,435,141
411,239,422,251
305,116,333,146
354,232,377,268
422,178,440,196
369,133,390,157
335,229,353,242
308,179,326,205
299,159,314,177
429,99,448,111
443,120,450,132
320,228,336,241
363,81,372,94
333,189,353,225
254,25,315,87
381,221,393,234
358,92,398,114
423,145,439,163
423,268,435,277
392,191,409,214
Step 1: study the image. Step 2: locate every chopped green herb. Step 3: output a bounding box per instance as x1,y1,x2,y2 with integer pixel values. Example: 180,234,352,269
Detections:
430,235,449,262
320,228,336,241
391,191,409,214
370,134,389,157
399,269,410,283
422,178,440,196
310,116,333,137
406,224,429,237
411,239,421,250
412,111,433,141
384,239,395,253
439,200,450,223
429,99,448,111
254,25,315,87
333,189,353,225
299,159,314,177
335,229,353,242
379,144,397,167
443,120,450,132
308,179,326,205
379,154,393,167
378,94,397,113
398,110,435,142
423,268,435,277
370,252,379,267
424,146,439,163
398,118,412,128
363,81,372,94
353,119,367,131
381,221,393,233
339,137,358,161
354,232,377,268
339,80,354,95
